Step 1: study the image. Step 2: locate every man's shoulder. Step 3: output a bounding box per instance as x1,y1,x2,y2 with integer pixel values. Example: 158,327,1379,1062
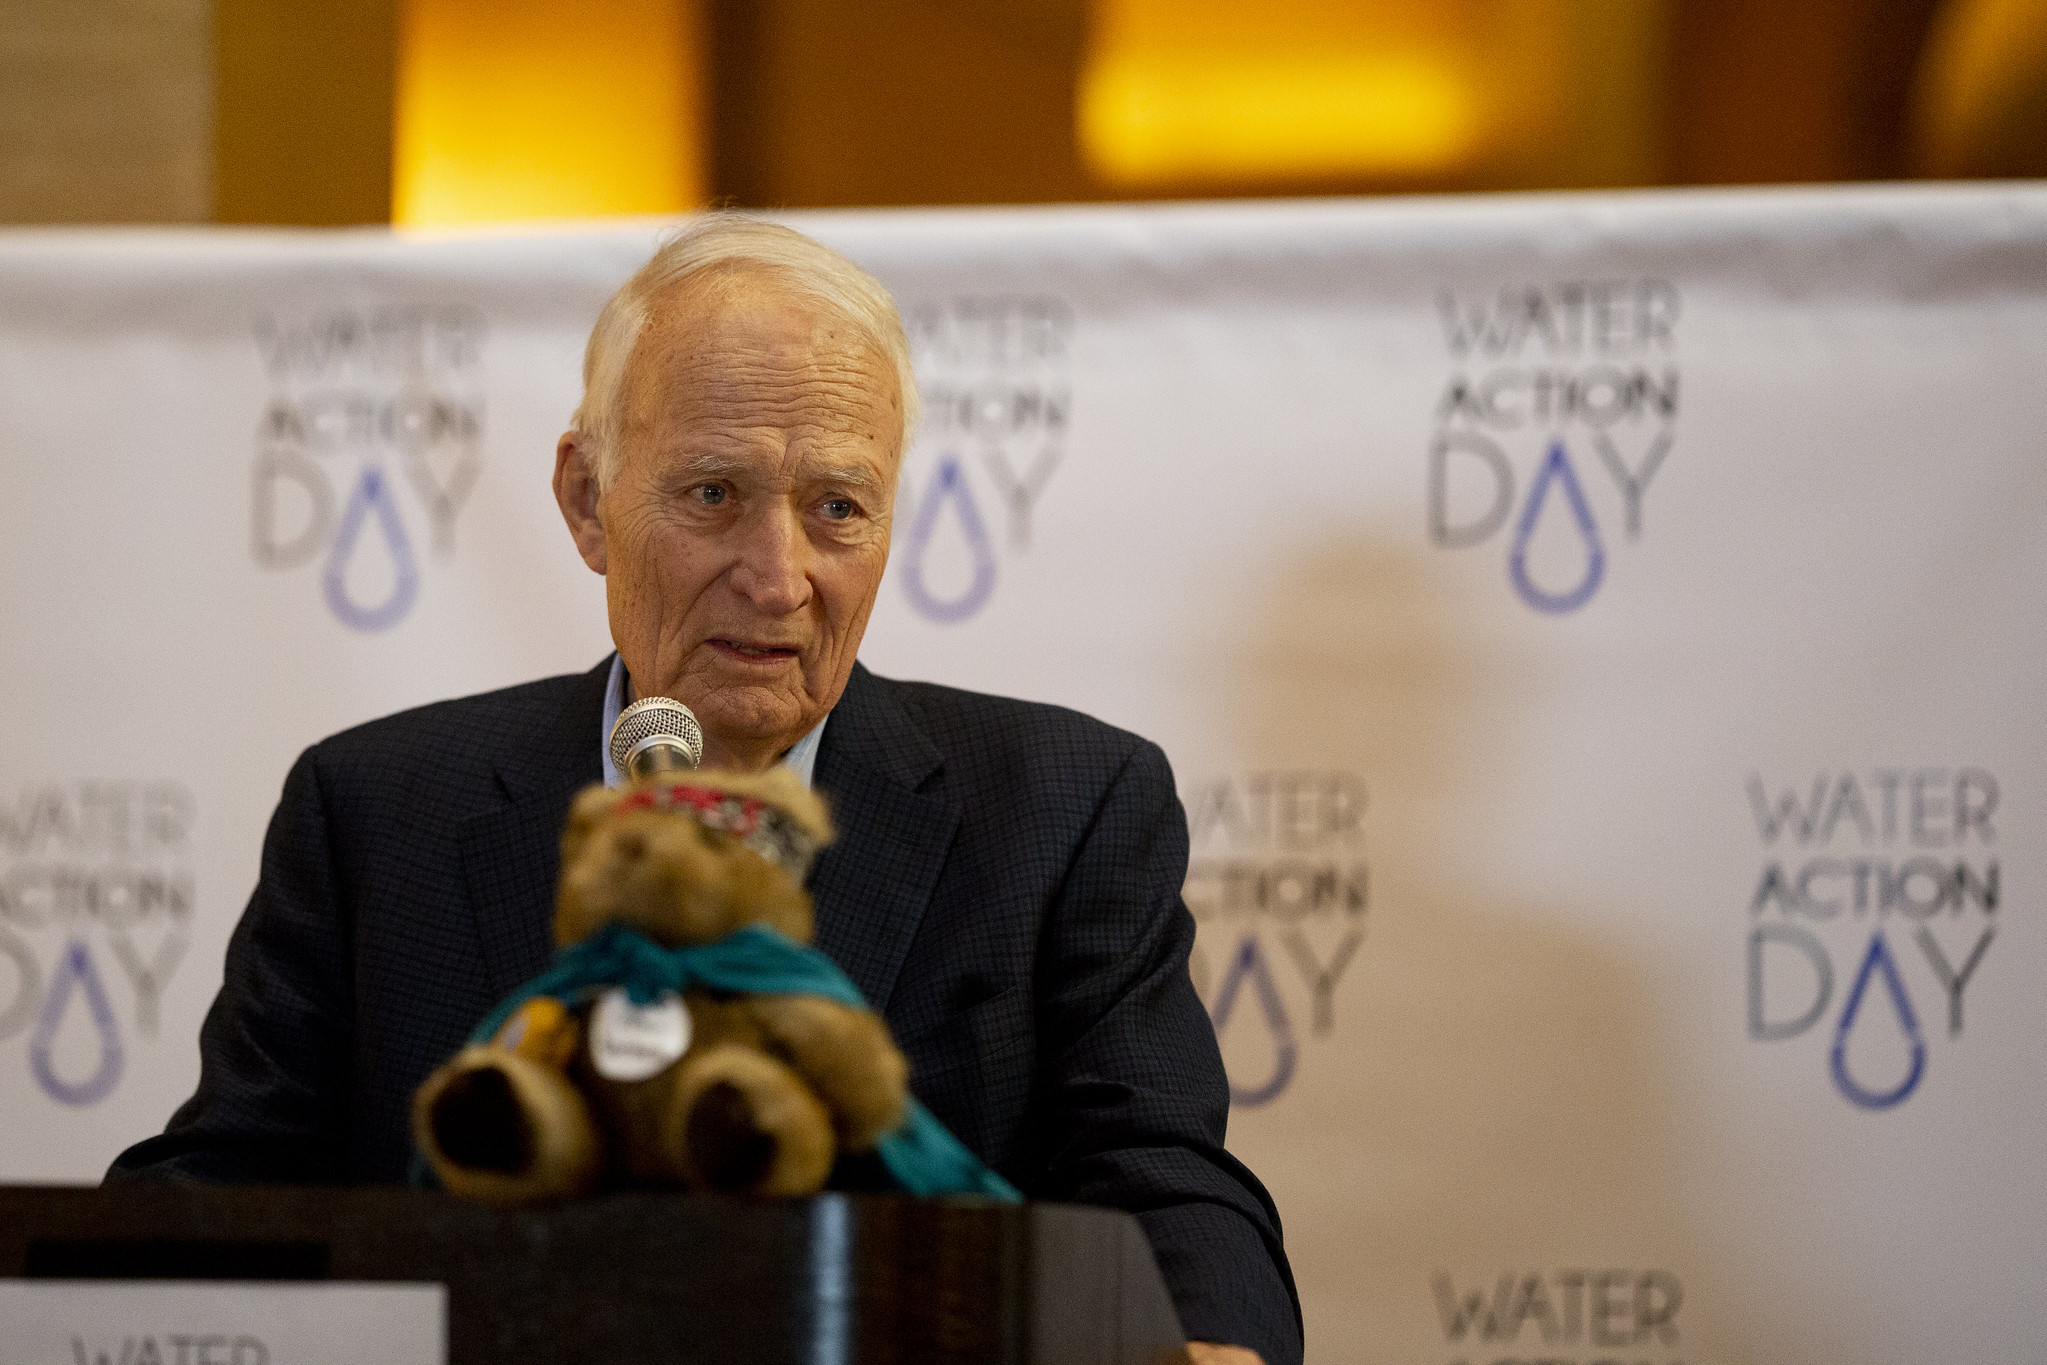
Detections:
857,668,1169,797
874,672,1142,748
300,663,606,803
317,667,594,755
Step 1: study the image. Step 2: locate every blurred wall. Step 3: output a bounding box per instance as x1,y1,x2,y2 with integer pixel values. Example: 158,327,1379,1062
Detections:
709,0,1095,208
0,0,2040,227
697,0,1983,207
213,0,395,225
1669,0,1947,183
394,0,701,225
707,0,1674,204
1914,0,2047,174
0,0,211,223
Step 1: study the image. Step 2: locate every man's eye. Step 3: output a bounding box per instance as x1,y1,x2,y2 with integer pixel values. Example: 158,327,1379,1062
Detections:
821,498,857,521
697,484,727,506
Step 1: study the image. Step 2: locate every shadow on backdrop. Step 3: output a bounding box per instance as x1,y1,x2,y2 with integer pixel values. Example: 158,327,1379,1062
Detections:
1185,532,1850,1364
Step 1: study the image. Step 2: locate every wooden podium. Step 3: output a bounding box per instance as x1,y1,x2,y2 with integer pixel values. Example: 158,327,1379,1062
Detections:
0,1184,1188,1364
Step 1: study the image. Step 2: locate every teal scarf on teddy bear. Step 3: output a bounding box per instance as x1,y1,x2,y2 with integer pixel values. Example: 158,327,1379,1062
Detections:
460,923,1021,1202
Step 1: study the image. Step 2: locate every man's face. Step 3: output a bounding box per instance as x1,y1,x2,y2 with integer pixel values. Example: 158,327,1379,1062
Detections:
586,281,901,768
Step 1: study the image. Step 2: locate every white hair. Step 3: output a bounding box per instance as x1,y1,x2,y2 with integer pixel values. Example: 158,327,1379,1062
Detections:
573,214,919,489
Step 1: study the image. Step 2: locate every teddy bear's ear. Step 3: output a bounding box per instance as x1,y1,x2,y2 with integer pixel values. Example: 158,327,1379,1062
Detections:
562,783,627,864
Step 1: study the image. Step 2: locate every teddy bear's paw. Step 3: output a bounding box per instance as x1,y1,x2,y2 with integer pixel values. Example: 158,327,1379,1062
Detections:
746,995,909,1151
413,1046,601,1204
666,1044,837,1197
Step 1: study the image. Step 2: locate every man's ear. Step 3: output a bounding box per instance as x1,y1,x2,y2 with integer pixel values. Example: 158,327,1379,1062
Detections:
553,430,608,574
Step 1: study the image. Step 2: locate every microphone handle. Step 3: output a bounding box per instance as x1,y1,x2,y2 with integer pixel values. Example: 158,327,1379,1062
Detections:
627,742,699,782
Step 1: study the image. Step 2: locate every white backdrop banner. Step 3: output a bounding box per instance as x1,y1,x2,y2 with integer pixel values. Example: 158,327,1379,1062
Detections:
2,186,2042,1364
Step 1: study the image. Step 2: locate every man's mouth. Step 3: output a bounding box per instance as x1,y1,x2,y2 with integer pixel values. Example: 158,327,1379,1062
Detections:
709,638,800,663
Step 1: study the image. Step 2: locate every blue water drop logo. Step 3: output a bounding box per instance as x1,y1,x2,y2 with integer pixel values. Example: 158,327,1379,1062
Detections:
30,939,123,1106
902,455,997,623
1830,932,1926,1109
1210,935,1297,1107
323,465,420,631
1510,441,1606,614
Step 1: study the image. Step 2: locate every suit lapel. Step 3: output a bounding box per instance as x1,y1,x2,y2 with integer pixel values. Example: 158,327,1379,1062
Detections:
458,658,609,999
808,663,959,1013
455,657,956,1011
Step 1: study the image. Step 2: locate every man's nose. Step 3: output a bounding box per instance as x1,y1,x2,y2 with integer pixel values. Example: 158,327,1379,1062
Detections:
727,501,811,614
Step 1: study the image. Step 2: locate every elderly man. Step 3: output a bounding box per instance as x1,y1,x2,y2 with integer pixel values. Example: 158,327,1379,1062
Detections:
111,218,1300,1365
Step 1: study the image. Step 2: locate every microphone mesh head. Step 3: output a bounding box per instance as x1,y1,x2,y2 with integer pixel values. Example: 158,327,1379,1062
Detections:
608,696,704,775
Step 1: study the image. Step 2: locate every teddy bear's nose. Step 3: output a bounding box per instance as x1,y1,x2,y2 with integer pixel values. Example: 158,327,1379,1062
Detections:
614,831,647,860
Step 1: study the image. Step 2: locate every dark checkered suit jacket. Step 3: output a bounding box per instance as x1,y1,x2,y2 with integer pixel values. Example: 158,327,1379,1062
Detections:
110,659,1302,1362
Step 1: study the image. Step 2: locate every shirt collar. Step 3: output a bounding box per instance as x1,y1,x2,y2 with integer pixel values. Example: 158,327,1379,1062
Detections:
600,653,827,790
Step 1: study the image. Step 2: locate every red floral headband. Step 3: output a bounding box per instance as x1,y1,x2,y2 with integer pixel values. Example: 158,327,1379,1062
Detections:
614,782,821,878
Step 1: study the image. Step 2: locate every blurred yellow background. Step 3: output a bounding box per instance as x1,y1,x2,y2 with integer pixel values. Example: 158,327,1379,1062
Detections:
2,0,2042,226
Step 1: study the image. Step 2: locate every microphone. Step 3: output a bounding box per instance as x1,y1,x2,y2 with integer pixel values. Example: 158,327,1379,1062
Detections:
608,696,704,780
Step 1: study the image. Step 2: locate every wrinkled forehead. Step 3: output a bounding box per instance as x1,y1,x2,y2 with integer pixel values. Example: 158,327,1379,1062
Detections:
622,268,905,458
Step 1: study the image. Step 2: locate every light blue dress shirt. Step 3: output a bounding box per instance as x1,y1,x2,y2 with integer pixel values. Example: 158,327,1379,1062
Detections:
599,653,826,789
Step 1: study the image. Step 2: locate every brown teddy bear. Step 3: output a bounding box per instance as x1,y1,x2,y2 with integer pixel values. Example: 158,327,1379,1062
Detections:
412,768,910,1204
